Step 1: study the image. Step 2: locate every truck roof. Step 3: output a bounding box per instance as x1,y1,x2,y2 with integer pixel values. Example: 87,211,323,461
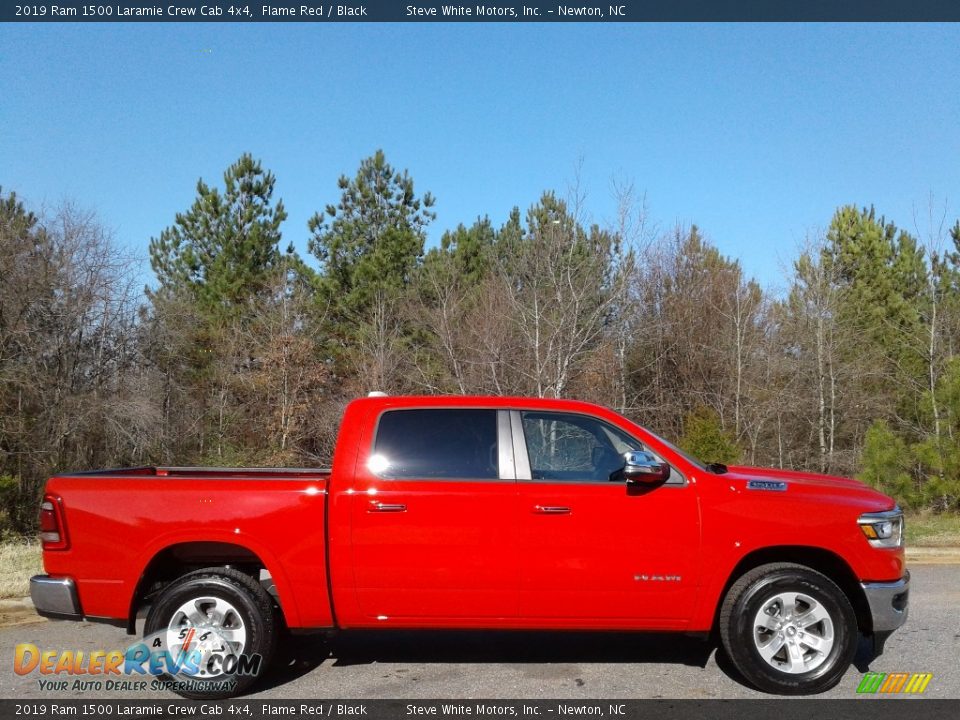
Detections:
351,394,612,412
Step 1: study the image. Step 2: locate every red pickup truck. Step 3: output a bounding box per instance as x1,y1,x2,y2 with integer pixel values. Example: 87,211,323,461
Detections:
30,395,908,698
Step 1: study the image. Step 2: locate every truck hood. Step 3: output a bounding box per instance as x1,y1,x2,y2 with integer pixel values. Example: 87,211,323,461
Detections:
718,464,896,511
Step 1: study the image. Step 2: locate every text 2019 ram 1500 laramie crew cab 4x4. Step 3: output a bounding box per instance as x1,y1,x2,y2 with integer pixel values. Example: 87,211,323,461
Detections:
30,395,908,697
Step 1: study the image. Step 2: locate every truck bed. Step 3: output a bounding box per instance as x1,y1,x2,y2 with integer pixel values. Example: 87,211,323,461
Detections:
58,465,332,479
42,466,334,628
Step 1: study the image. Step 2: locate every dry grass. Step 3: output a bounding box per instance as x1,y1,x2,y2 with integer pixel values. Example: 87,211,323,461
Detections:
0,540,42,599
905,511,960,547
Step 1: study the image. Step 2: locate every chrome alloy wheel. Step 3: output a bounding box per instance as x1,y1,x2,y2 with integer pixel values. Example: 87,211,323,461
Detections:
752,591,835,674
165,596,248,677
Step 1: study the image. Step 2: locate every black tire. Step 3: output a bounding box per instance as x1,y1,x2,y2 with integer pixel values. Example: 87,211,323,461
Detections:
143,567,277,699
718,562,857,695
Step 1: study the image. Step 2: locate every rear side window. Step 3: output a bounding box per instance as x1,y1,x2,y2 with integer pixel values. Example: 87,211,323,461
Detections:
372,409,499,480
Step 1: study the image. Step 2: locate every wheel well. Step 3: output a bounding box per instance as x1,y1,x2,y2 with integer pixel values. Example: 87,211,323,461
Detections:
129,542,281,633
715,546,872,635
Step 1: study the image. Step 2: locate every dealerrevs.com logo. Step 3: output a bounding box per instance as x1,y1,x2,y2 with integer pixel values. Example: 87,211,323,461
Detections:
856,672,933,694
13,633,262,693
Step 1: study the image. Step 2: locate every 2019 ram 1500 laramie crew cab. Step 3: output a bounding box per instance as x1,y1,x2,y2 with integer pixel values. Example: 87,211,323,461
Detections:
31,395,908,697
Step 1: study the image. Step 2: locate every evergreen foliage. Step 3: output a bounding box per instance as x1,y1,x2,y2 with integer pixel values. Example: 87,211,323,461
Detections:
859,420,915,504
148,153,289,316
678,406,743,466
308,149,435,320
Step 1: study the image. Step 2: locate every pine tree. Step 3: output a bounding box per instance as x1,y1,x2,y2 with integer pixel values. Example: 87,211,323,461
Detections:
430,216,496,287
148,153,288,316
678,406,742,465
145,155,296,461
308,150,435,321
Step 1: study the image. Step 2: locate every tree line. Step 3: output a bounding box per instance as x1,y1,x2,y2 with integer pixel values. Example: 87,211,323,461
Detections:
2,151,959,533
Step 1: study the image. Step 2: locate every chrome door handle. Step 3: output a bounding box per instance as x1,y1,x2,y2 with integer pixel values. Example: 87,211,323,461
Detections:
369,502,407,513
533,505,571,514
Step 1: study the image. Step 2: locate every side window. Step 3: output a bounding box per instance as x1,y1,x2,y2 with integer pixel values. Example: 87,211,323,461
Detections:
372,409,499,480
521,412,641,482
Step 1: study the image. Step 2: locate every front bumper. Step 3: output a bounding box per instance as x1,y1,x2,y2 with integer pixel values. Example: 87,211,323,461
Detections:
861,569,909,633
30,575,82,620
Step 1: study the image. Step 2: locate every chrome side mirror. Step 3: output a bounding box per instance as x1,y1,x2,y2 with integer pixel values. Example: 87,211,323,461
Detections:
623,450,671,486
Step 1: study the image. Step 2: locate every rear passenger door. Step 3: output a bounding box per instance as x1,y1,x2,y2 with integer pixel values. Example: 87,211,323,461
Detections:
349,408,518,622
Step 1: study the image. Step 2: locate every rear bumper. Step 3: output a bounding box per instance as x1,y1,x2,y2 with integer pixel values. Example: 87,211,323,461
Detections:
30,575,82,620
862,570,909,633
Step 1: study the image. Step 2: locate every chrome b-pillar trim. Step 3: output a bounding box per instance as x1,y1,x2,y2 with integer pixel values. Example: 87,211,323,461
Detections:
510,410,532,480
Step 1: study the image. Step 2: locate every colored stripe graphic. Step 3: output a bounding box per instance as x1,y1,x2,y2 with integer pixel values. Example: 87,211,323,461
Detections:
904,673,933,694
857,672,885,693
880,672,909,693
857,672,932,694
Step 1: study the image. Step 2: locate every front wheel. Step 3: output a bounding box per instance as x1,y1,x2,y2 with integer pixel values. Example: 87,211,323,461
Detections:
719,563,858,695
143,567,277,699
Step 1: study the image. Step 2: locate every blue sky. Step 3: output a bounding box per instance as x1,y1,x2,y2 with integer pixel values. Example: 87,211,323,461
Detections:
2,22,958,291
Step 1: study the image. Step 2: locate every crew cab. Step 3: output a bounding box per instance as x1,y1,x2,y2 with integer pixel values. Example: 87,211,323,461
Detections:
30,395,909,697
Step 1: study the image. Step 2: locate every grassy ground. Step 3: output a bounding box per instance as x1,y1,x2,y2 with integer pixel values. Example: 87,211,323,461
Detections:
905,511,960,547
0,513,957,600
0,540,42,599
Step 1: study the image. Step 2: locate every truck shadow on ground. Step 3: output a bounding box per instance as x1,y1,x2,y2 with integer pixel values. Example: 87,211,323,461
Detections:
258,630,882,694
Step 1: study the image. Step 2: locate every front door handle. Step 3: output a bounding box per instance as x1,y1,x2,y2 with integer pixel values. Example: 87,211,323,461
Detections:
369,502,407,513
533,505,571,514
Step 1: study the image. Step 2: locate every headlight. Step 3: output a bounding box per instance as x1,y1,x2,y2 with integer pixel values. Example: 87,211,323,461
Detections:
858,507,904,548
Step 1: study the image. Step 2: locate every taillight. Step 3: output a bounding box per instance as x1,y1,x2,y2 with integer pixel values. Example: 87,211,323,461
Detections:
39,495,69,551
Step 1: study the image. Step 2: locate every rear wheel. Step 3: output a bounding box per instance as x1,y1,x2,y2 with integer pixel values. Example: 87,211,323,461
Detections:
719,563,857,695
143,567,276,699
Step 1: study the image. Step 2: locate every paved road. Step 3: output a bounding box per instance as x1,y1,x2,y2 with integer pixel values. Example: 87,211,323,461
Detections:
1,565,957,700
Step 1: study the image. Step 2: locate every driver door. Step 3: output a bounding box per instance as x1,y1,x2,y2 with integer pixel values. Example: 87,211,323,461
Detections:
513,410,701,626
